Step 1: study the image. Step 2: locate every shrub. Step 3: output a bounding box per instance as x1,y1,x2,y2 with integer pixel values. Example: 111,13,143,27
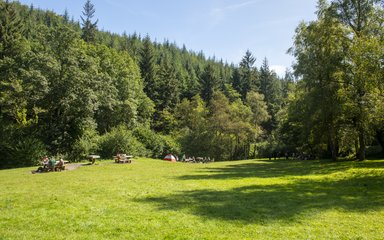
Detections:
69,128,101,161
99,125,148,158
133,126,165,158
0,137,47,168
161,134,181,157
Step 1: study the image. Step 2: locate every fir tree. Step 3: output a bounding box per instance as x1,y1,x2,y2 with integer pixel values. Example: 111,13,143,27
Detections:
238,50,258,100
63,8,70,23
200,63,219,103
81,0,98,43
0,0,24,58
260,57,282,133
139,35,158,103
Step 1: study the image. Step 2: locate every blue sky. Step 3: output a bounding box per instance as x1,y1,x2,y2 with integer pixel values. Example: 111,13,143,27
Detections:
17,0,318,75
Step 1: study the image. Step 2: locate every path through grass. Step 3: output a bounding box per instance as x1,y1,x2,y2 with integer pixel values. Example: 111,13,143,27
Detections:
0,158,383,239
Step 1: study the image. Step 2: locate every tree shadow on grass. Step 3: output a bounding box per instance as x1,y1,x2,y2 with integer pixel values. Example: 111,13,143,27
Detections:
137,174,384,223
177,159,384,180
136,159,384,223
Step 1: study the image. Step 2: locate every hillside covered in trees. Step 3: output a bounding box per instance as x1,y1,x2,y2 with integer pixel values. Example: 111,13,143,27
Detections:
0,0,383,168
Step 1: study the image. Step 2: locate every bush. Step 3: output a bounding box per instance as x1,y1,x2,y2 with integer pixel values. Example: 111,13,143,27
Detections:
69,128,101,161
161,134,181,157
0,136,47,168
99,125,148,158
133,126,165,158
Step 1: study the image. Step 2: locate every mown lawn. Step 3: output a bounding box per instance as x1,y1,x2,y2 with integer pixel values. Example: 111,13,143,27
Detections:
0,158,383,239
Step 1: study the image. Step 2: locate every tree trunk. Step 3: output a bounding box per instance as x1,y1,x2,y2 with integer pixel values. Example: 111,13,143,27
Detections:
329,140,338,161
354,138,359,159
358,128,365,161
328,126,338,161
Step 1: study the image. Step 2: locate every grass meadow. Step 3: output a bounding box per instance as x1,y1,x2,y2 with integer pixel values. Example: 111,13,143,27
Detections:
0,158,383,239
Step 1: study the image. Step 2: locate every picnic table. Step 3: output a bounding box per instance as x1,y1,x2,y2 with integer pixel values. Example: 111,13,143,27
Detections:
114,154,133,163
87,155,100,164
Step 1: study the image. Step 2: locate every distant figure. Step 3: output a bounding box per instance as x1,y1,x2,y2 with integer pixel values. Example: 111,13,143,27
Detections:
56,158,64,167
55,158,65,171
42,156,49,168
48,158,56,170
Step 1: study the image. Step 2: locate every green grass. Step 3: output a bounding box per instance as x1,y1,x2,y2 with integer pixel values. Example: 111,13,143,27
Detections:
1,158,383,239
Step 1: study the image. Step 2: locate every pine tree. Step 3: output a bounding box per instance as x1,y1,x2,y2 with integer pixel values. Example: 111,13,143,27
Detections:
260,57,282,133
81,0,98,43
63,8,70,23
238,50,258,100
157,53,179,110
0,0,29,124
139,35,158,103
0,0,24,58
200,63,219,103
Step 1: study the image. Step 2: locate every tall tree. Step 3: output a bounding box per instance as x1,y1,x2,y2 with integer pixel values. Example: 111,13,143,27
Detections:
139,35,158,103
0,0,40,126
157,53,179,111
200,62,219,103
333,0,383,160
237,50,259,100
245,91,270,157
81,0,98,43
333,0,381,36
260,57,282,133
63,8,70,23
0,0,48,167
174,95,211,158
153,53,180,133
0,0,24,59
289,0,349,160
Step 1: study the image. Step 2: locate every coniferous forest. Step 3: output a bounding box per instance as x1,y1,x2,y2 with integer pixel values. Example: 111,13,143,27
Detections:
0,0,383,168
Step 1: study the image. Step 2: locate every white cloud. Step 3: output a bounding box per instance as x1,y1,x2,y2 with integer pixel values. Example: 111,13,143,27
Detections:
210,0,262,25
212,0,259,14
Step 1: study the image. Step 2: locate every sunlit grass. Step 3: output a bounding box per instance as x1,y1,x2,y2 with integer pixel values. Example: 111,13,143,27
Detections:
0,158,383,239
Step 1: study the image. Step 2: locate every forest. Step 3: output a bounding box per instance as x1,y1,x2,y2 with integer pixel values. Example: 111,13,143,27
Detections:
0,0,383,168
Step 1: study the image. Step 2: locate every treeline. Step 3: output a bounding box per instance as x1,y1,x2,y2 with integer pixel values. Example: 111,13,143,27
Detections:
0,0,382,168
0,0,291,168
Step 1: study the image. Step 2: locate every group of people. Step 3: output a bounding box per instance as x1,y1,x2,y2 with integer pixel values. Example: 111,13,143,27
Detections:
32,156,66,173
182,155,214,163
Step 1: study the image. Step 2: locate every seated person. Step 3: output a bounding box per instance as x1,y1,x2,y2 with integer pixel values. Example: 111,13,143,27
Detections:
56,158,64,167
42,156,49,168
54,158,65,171
47,158,56,170
115,153,122,162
